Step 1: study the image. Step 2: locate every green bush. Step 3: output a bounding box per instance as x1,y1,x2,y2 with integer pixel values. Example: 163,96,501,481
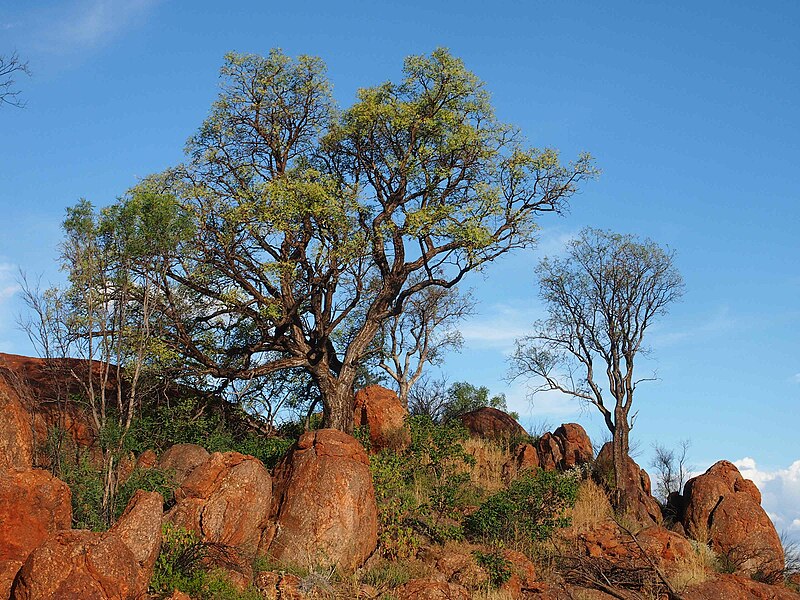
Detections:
474,549,512,587
60,454,105,531
466,468,580,544
115,466,175,519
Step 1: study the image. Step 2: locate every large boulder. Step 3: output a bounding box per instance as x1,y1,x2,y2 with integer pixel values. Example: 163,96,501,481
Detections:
595,442,662,526
680,460,784,579
0,469,72,598
11,490,162,600
167,451,272,555
503,423,593,481
158,443,210,487
261,429,378,572
459,407,527,440
353,385,410,452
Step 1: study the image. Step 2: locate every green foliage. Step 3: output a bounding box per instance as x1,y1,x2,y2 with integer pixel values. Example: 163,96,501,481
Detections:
127,396,292,469
474,550,513,587
60,454,105,531
442,381,515,423
466,469,580,544
360,557,427,589
369,416,477,557
115,467,175,519
150,524,262,599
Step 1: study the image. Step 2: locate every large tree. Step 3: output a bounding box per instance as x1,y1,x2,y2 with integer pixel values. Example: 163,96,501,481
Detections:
1,51,30,108
510,228,683,510
149,48,596,432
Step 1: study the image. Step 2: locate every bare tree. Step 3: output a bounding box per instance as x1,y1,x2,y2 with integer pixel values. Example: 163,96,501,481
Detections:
1,51,30,108
378,282,475,406
651,439,692,505
510,228,684,511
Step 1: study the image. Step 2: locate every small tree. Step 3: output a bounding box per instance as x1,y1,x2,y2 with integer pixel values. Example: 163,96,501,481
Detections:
378,282,475,406
651,439,691,505
510,228,683,511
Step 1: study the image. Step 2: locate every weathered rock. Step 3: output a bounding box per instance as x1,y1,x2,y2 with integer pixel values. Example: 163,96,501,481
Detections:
165,590,192,600
353,385,410,452
636,526,695,570
501,548,538,598
681,460,784,578
684,573,800,599
168,451,272,555
262,429,378,572
433,548,489,589
553,423,594,468
135,449,157,470
158,443,210,486
255,571,307,599
396,578,470,600
595,443,662,526
460,407,527,440
11,490,162,600
0,383,33,471
0,469,72,597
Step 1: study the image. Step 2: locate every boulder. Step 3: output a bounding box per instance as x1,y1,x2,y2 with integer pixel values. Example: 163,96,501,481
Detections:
0,384,33,471
167,451,272,554
262,429,378,571
11,490,162,600
459,407,527,440
503,423,593,482
135,449,158,470
396,579,470,600
353,385,410,452
595,443,662,526
681,460,784,578
500,548,539,598
158,443,210,486
684,573,800,599
0,469,72,598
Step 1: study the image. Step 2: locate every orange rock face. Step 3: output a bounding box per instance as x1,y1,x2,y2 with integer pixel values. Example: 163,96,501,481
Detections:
0,469,72,598
0,383,33,471
353,385,410,452
158,443,211,487
262,429,378,572
11,490,163,600
459,407,527,440
396,578,470,600
681,460,784,578
503,423,593,482
167,451,272,554
595,442,662,526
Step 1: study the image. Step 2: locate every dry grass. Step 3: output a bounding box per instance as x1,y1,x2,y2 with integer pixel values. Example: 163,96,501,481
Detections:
470,589,516,600
666,541,714,591
567,478,613,532
462,437,514,493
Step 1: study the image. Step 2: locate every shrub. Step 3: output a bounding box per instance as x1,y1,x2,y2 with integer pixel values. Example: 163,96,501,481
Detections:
466,468,580,545
474,549,513,587
60,453,105,531
115,466,175,519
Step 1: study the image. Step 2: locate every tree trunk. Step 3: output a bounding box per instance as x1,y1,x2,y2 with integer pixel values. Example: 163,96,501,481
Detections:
611,406,631,512
316,372,356,433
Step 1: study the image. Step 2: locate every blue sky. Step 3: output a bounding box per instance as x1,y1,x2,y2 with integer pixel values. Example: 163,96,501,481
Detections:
1,1,798,533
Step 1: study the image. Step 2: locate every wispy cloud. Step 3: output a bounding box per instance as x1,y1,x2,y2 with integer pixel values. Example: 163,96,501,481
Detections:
733,457,800,539
649,304,736,348
792,373,800,384
459,303,544,352
0,262,21,352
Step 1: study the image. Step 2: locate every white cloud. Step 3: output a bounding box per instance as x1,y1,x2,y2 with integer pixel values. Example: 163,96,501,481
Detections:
0,262,21,351
792,373,800,384
733,457,800,540
649,304,736,348
459,303,543,352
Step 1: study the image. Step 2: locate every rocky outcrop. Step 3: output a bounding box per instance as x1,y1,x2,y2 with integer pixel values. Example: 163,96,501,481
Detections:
503,423,594,481
158,443,210,486
0,469,72,598
595,443,662,526
11,490,162,600
684,573,800,599
680,460,784,578
460,407,527,440
353,385,410,452
0,384,33,471
167,451,272,555
261,429,378,572
396,579,470,600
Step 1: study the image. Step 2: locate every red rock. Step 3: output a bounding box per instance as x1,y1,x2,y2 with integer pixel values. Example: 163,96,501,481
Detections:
165,590,192,600
396,578,470,600
262,429,378,572
682,461,784,578
500,548,538,598
353,385,410,452
0,469,72,597
553,423,593,468
11,490,163,600
503,423,593,483
684,573,800,599
168,451,271,554
158,443,210,486
135,449,157,470
0,381,33,471
255,571,307,599
596,443,662,526
536,432,564,471
459,407,527,440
